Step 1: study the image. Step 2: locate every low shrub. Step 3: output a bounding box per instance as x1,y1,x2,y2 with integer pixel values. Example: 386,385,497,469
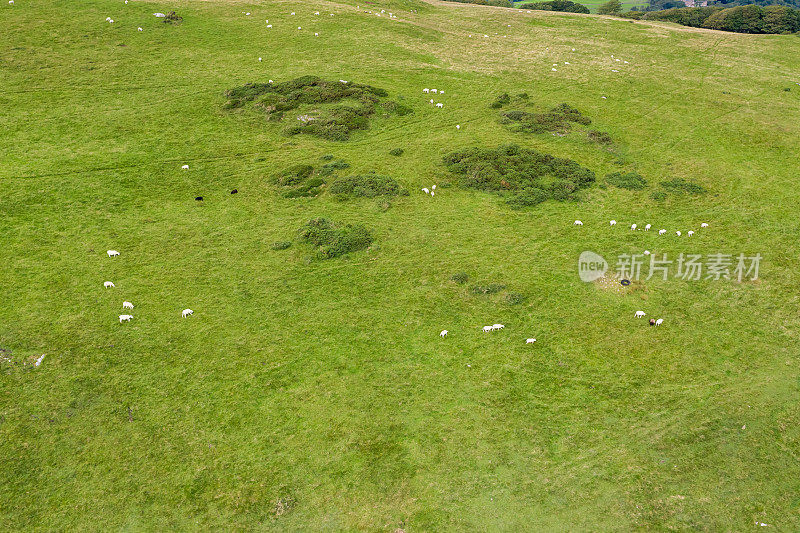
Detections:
389,148,405,157
660,178,707,195
329,173,407,199
588,130,613,144
450,272,470,284
606,171,647,190
271,241,292,250
470,283,506,295
297,218,373,259
651,191,667,201
283,177,325,198
518,0,590,13
274,164,314,186
490,93,511,109
224,76,397,140
163,11,183,23
319,160,350,176
440,0,513,6
500,103,591,134
443,144,595,207
505,292,527,305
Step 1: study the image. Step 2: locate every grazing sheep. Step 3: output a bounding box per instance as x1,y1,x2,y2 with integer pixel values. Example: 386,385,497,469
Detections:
631,223,637,230
423,88,430,93
492,324,504,330
431,89,437,94
181,164,189,170
687,230,694,236
482,326,493,333
104,281,115,288
119,314,133,323
439,90,444,94
422,187,430,194
258,57,262,62
182,309,193,318
107,250,120,257
526,338,536,344
610,220,616,226
269,80,274,83
267,24,272,28
231,189,238,194
314,32,318,36
655,318,663,326
9,0,14,4
644,250,651,255
644,224,651,231
297,26,301,29
430,191,435,197
649,318,656,326
429,99,434,104
431,185,436,191
123,301,134,309
676,231,682,236
440,330,448,337
138,27,143,31
436,103,443,108
456,125,461,130
574,220,583,226
701,223,709,228
658,229,666,235
34,354,45,367
635,311,646,318
154,12,166,17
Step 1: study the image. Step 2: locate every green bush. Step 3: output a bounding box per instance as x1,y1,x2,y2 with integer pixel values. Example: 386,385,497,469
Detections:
650,191,667,201
271,241,292,250
606,171,648,190
275,164,314,186
588,130,613,144
389,148,405,157
489,93,511,109
660,178,707,195
329,173,407,199
297,218,373,259
440,0,513,6
598,0,623,14
450,272,470,284
444,144,595,207
470,283,507,295
500,103,591,134
641,4,800,33
224,77,396,140
505,292,527,305
518,0,590,13
319,160,350,176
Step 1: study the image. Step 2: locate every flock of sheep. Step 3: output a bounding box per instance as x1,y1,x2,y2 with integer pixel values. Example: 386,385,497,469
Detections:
439,324,537,345
575,219,709,238
103,249,193,324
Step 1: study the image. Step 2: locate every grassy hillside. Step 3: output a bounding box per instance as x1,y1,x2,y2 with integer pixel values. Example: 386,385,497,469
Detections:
2,0,800,530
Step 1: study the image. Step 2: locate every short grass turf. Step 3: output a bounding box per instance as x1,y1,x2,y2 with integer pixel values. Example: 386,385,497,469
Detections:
2,0,800,530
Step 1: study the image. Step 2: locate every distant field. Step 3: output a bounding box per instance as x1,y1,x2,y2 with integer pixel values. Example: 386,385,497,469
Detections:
2,0,800,530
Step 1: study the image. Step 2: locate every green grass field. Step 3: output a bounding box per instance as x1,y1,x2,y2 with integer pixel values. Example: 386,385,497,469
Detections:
516,0,649,13
2,0,800,530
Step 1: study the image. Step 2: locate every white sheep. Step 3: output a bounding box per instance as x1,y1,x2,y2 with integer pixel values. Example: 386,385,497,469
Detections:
104,281,115,288
635,311,646,318
267,24,272,28
431,89,437,94
631,223,637,230
655,318,663,326
644,224,651,231
430,191,435,197
440,330,448,337
181,164,189,170
492,324,504,330
9,0,14,4
610,220,616,226
658,229,666,235
429,99,434,104
431,185,436,191
258,57,262,62
644,250,651,255
314,11,320,15
687,230,694,237
482,326,493,333
439,90,444,94
676,231,682,236
700,223,709,228
423,88,430,93
107,250,120,257
119,314,133,323
34,354,45,367
422,187,430,194
436,103,443,108
456,125,461,130
574,220,583,226
297,26,301,29
314,33,318,36
138,27,143,31
123,301,134,309
526,338,536,344
182,309,193,318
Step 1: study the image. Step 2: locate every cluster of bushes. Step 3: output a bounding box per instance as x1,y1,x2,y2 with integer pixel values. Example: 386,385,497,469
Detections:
223,76,410,140
518,0,590,13
450,273,527,305
440,0,513,7
329,173,408,199
163,11,183,23
629,4,800,33
297,218,373,259
273,160,348,198
606,171,648,190
500,103,592,134
443,144,595,208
